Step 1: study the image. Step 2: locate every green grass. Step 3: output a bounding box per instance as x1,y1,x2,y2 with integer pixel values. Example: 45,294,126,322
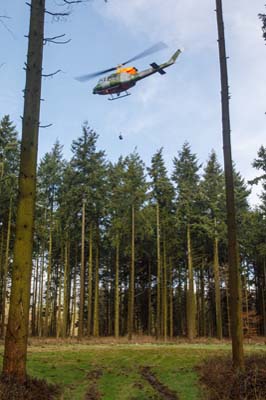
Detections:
1,342,265,399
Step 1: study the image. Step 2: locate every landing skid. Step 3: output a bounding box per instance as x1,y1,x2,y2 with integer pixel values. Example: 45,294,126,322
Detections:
108,91,131,101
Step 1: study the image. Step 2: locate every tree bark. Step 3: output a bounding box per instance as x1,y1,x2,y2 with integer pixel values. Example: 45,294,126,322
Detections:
87,223,93,336
156,202,161,339
162,236,167,340
44,219,52,336
78,199,85,337
186,223,195,340
2,0,45,381
128,204,135,340
114,235,120,338
147,258,152,336
213,232,222,339
1,197,12,337
93,231,99,337
62,241,70,337
216,0,244,370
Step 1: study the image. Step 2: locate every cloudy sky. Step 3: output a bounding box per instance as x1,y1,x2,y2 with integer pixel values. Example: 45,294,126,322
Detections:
0,0,265,205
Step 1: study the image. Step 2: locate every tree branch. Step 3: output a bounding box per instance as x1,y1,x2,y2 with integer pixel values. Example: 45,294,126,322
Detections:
42,69,62,78
43,34,71,45
39,123,53,128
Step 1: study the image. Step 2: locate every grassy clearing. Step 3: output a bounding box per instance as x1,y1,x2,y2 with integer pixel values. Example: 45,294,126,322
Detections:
0,340,265,399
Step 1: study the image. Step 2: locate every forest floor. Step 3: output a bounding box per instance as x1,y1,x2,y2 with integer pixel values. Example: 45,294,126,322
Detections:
0,337,266,400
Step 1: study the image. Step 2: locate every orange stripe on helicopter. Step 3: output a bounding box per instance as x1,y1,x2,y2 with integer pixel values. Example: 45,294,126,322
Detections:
116,66,138,75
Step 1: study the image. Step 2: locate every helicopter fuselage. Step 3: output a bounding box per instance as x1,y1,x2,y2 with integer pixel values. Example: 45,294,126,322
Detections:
92,49,181,99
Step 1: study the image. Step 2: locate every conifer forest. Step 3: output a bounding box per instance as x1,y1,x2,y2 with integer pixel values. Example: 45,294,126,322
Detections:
0,1,266,399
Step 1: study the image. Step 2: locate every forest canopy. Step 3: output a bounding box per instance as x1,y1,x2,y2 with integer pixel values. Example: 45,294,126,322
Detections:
1,116,265,340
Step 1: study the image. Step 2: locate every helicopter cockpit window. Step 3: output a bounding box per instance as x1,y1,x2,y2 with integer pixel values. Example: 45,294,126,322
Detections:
108,74,117,80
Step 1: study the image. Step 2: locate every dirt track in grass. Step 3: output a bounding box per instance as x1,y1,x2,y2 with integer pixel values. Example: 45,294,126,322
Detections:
85,369,103,400
140,366,179,400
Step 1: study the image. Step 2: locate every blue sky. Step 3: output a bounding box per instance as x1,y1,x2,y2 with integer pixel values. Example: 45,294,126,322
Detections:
0,0,265,205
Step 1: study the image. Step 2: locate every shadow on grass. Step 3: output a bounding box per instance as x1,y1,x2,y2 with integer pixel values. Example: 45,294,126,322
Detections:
0,375,61,400
198,355,266,400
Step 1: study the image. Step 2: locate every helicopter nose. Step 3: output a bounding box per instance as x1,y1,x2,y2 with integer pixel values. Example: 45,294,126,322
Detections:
93,87,97,94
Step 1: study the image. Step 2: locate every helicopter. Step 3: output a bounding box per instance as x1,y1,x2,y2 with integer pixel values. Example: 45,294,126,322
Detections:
76,42,182,100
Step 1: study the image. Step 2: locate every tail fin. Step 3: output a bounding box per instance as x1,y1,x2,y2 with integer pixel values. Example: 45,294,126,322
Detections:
169,49,182,64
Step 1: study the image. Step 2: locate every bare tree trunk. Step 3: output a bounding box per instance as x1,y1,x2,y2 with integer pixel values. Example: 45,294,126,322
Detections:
38,243,45,337
1,197,12,337
71,247,78,337
162,236,167,340
147,259,152,336
169,258,173,339
114,235,120,338
93,229,99,337
62,240,70,337
31,254,39,336
87,223,93,336
79,199,86,337
200,260,206,337
56,259,62,339
2,0,45,381
128,204,135,340
213,231,222,339
0,228,4,326
44,220,52,336
216,0,244,370
156,202,161,339
187,223,196,340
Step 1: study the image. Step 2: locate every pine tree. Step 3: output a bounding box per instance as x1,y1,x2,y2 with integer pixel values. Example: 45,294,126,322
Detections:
148,148,175,339
70,123,107,337
172,142,201,340
0,116,19,338
259,7,266,42
124,150,146,340
200,150,226,339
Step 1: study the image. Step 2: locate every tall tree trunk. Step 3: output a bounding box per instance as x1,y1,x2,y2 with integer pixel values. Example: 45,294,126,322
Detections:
3,0,45,381
62,240,70,337
93,229,99,337
156,202,161,339
225,265,231,337
56,260,62,339
200,260,206,336
147,258,152,336
44,219,52,336
71,246,78,337
79,199,85,337
31,254,39,336
169,258,173,339
128,204,135,340
1,197,12,337
38,243,45,337
262,259,266,335
162,236,167,340
216,0,244,370
87,223,93,336
0,228,4,327
114,234,120,338
186,223,195,340
213,230,222,339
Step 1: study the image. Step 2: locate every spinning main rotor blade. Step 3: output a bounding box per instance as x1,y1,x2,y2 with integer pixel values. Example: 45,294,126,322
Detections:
121,41,167,66
76,66,117,82
76,41,168,82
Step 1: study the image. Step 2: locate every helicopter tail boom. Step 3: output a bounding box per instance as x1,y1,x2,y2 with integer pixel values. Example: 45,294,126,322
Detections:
168,49,182,65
